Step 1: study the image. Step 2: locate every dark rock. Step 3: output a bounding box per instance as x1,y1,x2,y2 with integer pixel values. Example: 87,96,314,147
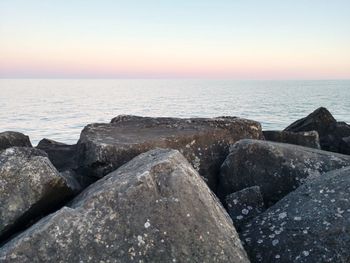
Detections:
285,107,350,154
0,147,74,242
219,139,350,206
76,115,263,191
0,131,32,151
0,149,249,263
340,136,350,155
263,130,320,149
225,186,265,231
240,167,350,263
285,107,336,133
36,138,77,171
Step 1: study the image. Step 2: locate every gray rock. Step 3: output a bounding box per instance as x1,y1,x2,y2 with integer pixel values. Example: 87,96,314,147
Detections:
36,138,77,171
0,149,250,263
0,131,32,151
0,147,74,242
263,130,320,149
225,186,265,231
240,167,350,263
285,107,350,154
219,139,350,205
76,115,263,191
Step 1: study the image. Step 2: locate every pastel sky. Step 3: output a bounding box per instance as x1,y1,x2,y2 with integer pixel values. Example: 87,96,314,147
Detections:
1,0,350,79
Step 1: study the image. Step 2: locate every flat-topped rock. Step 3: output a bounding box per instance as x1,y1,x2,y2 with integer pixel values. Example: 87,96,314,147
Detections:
225,186,265,231
36,138,77,172
0,131,32,151
240,167,350,263
285,107,350,154
0,149,250,263
219,139,350,205
77,115,263,191
263,130,320,149
0,147,74,242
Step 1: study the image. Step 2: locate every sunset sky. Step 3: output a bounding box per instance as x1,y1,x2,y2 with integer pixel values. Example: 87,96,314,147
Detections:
1,0,349,79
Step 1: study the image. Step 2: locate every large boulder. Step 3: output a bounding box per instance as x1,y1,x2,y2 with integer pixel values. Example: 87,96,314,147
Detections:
0,147,74,242
76,115,263,191
240,167,350,263
263,130,320,149
36,138,77,172
0,131,32,151
0,149,250,263
285,107,350,154
219,139,350,205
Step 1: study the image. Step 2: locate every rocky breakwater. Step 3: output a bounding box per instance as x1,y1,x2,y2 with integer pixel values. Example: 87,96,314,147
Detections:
76,115,263,192
1,107,350,262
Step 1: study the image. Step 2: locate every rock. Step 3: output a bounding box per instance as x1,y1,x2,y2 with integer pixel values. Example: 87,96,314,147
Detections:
36,138,77,171
240,167,350,263
219,139,350,206
263,130,320,149
0,149,250,263
0,131,32,151
340,136,350,155
76,115,263,191
225,186,265,231
0,147,74,242
285,107,350,154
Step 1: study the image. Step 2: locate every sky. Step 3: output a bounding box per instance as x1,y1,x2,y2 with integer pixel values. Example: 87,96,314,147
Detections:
0,0,350,79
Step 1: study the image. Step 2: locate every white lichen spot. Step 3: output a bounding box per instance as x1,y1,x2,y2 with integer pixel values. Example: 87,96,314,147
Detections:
294,216,302,221
272,239,279,246
275,254,280,259
278,212,287,219
137,235,145,246
302,251,310,257
242,209,249,215
144,220,151,229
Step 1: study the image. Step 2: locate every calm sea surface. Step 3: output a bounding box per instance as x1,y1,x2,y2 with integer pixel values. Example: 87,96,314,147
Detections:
0,79,349,145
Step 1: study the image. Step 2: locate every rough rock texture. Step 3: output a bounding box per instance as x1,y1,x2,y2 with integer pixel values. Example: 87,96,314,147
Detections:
0,131,32,151
0,149,250,263
225,186,265,231
285,107,350,154
219,139,350,205
240,167,350,263
263,130,320,149
77,115,263,191
0,147,74,242
36,138,77,171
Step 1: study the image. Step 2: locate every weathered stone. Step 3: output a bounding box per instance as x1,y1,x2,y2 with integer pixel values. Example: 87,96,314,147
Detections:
77,115,263,191
225,186,265,231
0,149,250,263
0,147,74,242
36,138,77,171
240,167,350,263
285,107,350,154
340,136,350,155
263,130,320,149
0,131,32,151
219,139,350,205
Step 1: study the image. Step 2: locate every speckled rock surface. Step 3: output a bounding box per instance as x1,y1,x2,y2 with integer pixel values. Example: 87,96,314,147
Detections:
0,132,32,151
76,115,263,191
0,148,250,263
285,107,350,154
240,167,350,263
219,139,350,205
0,147,74,242
263,130,320,149
36,138,77,172
225,186,265,231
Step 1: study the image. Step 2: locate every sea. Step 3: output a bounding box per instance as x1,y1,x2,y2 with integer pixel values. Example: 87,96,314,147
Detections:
0,79,349,145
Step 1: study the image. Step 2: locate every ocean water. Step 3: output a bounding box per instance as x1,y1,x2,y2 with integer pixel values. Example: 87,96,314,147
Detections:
0,79,349,145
